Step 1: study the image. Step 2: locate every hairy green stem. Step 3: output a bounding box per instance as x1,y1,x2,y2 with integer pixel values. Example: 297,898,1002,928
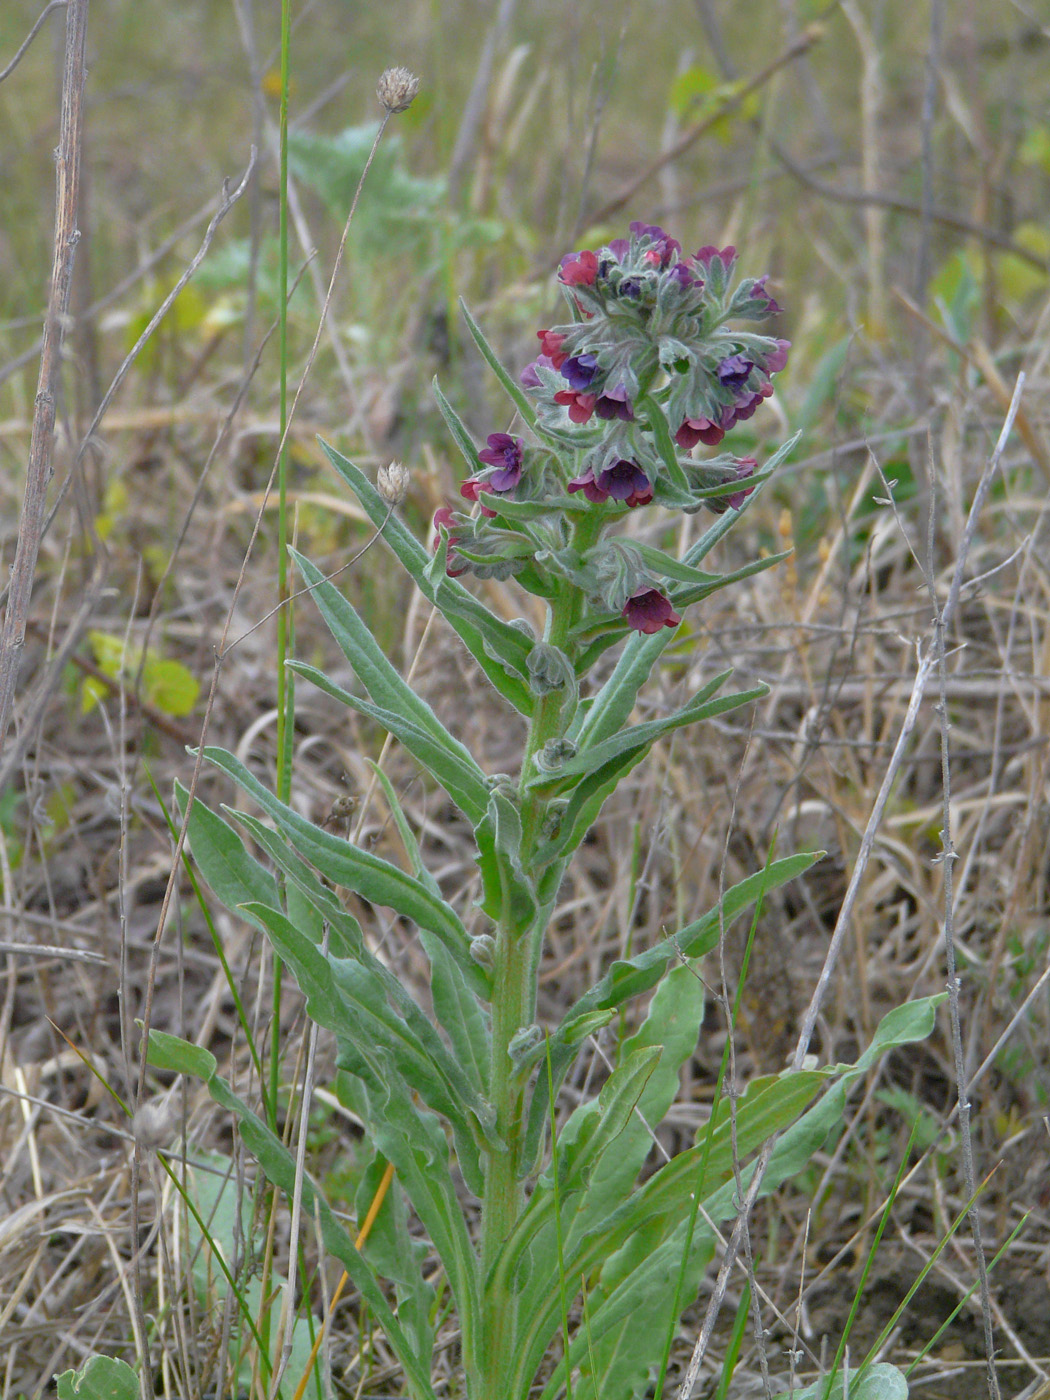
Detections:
476,511,599,1398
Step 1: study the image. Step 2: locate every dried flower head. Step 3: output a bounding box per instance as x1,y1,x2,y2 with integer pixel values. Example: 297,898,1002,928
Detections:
377,460,410,505
377,66,420,115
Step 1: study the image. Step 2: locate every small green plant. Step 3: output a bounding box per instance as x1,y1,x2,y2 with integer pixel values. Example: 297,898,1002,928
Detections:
154,222,938,1399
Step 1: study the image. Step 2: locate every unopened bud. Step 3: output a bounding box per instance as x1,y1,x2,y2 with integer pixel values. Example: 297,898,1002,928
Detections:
377,67,420,115
377,460,410,506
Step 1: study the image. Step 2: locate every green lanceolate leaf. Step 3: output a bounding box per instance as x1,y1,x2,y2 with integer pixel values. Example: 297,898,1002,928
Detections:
333,1039,484,1369
318,441,536,716
200,745,490,999
288,658,490,823
175,780,279,932
458,298,538,431
529,670,762,798
433,377,482,471
521,852,823,1171
241,900,495,1139
521,998,942,1400
145,1032,441,1400
535,681,769,858
639,394,690,491
567,629,678,748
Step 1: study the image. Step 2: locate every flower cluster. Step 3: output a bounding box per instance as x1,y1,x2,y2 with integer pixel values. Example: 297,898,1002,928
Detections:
431,222,789,634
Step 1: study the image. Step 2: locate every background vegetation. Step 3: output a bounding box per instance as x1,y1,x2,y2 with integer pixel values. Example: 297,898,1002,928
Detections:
0,1,1048,1396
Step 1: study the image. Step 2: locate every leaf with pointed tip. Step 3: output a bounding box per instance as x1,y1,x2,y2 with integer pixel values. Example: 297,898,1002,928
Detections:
145,1031,440,1400
458,298,538,430
318,441,536,716
200,745,489,1000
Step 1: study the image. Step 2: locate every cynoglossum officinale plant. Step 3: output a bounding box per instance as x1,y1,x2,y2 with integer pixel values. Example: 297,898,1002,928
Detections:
155,222,936,1400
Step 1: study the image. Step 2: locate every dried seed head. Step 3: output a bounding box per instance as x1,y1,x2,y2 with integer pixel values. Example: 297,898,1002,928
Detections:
133,1097,177,1151
377,67,420,115
377,460,410,506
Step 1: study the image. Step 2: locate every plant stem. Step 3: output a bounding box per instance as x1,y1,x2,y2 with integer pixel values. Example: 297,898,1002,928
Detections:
477,512,599,1398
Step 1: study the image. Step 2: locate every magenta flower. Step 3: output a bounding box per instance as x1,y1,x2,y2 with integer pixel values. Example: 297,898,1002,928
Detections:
460,478,499,518
568,459,652,508
537,328,569,369
765,338,791,374
622,588,681,634
695,243,737,269
477,433,524,491
553,388,599,424
432,506,469,576
751,275,782,317
559,249,599,287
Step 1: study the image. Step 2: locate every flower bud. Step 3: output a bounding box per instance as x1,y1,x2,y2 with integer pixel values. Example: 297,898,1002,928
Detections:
376,66,420,114
469,935,496,970
377,460,410,505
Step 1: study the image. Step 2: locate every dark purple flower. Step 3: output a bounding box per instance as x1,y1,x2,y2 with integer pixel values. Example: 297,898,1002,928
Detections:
560,353,601,392
706,457,757,515
676,416,727,450
559,249,599,286
594,383,634,422
667,263,696,290
537,328,569,369
553,388,599,424
520,354,555,388
623,588,681,634
432,506,469,576
717,355,754,391
568,459,652,508
477,433,524,491
630,221,682,267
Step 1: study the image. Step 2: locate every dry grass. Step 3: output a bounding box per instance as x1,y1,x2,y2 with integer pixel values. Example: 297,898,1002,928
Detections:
1,2,1049,1397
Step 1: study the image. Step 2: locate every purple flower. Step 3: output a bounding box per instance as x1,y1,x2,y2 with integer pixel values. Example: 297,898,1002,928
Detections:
560,353,601,392
695,243,737,269
520,353,555,388
751,275,782,316
717,355,754,391
765,338,790,374
623,588,681,634
594,383,634,421
706,458,756,515
630,221,682,267
676,416,727,450
568,459,652,508
477,433,524,491
607,237,631,260
667,263,696,290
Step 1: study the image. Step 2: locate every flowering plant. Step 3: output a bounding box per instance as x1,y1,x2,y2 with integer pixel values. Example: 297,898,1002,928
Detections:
151,224,933,1400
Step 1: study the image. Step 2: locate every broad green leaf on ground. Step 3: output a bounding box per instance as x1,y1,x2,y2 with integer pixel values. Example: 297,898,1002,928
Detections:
56,1356,140,1400
785,1363,909,1400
